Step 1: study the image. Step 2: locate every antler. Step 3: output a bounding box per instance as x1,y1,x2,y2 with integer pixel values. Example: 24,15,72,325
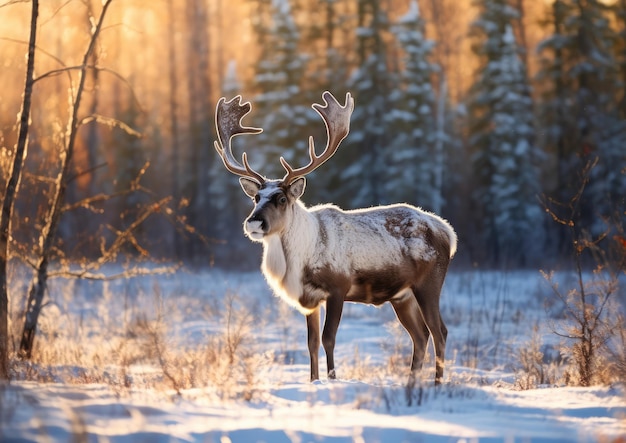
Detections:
281,91,354,185
214,95,265,183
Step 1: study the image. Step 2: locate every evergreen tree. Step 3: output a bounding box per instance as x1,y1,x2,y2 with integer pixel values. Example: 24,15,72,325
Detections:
384,0,438,209
468,0,542,265
537,0,626,241
294,0,352,206
249,0,313,180
332,0,392,208
614,0,626,118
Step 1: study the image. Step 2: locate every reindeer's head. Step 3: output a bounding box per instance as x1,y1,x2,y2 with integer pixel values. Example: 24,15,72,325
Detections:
214,92,354,242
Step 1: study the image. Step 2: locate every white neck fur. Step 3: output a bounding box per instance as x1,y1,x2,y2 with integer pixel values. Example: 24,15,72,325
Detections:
261,201,317,314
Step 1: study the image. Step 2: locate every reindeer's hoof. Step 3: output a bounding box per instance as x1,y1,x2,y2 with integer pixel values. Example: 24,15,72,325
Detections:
328,369,336,380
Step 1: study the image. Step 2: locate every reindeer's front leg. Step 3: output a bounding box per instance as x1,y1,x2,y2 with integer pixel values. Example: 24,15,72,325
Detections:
306,307,321,381
322,294,344,380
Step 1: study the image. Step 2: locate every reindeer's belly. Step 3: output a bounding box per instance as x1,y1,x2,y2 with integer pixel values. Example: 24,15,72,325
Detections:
345,276,409,305
302,263,416,307
345,268,412,305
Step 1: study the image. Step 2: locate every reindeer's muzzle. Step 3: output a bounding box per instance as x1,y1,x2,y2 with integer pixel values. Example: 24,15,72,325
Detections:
244,214,267,241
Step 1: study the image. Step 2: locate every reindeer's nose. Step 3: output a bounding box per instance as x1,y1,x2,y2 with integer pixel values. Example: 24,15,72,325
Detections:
245,215,266,241
248,214,266,230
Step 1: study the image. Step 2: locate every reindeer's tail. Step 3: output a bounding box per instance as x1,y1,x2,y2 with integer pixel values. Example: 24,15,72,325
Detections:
431,214,457,258
442,221,457,258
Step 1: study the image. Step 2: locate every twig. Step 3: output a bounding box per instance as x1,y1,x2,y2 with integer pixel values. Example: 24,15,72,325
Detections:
66,162,108,185
78,114,142,138
0,0,29,9
0,37,68,69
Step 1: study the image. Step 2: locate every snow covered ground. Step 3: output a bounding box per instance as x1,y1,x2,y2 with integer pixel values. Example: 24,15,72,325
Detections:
2,268,625,442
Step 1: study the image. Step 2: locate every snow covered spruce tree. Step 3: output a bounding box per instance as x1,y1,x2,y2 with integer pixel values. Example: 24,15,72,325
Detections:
249,0,314,180
331,0,393,208
467,0,543,265
383,0,438,209
537,0,626,244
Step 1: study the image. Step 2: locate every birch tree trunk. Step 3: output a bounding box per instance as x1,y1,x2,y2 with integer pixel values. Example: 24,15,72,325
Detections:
19,0,114,359
0,0,39,378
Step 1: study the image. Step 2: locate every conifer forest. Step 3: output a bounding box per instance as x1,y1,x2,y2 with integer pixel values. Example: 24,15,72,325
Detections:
1,3,626,440
1,0,625,269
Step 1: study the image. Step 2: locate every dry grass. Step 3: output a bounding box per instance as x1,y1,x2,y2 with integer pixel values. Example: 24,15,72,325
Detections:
6,264,623,407
8,274,275,401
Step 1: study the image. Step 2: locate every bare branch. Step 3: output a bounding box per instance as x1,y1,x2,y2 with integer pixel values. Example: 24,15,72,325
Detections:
0,0,29,9
66,162,108,185
553,330,583,340
48,264,179,281
98,196,172,264
63,162,149,212
102,22,143,36
33,65,83,83
51,195,176,283
541,271,586,326
593,279,617,325
130,162,151,190
540,194,574,226
95,67,145,113
0,37,68,68
78,114,142,138
62,188,132,213
39,0,75,26
29,62,143,114
23,172,57,185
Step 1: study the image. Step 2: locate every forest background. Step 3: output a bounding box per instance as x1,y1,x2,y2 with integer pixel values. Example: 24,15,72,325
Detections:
1,0,625,270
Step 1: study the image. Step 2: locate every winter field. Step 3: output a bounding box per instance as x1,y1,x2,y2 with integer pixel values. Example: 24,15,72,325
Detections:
1,266,625,442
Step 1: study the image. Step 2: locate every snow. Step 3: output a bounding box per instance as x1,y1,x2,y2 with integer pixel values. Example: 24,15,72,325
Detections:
398,0,420,24
2,268,625,442
4,376,625,442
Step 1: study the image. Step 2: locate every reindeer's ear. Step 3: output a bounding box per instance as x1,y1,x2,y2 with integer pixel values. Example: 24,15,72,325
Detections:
240,177,261,199
288,177,306,199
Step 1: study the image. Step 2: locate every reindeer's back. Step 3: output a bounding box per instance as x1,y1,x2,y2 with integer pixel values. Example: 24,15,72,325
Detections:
311,203,455,273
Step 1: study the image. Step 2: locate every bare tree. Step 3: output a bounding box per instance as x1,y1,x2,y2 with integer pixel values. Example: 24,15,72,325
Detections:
19,0,115,358
0,0,39,379
542,159,625,386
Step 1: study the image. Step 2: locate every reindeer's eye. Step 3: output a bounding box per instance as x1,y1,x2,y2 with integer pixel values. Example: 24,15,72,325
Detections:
278,196,287,205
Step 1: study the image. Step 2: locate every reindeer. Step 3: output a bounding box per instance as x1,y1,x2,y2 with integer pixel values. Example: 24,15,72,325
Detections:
214,91,457,385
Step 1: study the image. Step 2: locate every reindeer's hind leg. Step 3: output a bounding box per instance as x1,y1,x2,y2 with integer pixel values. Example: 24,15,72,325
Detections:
412,283,447,386
322,293,345,379
390,291,431,379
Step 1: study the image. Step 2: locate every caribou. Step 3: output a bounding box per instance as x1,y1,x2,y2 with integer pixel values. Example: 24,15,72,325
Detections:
214,91,457,385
